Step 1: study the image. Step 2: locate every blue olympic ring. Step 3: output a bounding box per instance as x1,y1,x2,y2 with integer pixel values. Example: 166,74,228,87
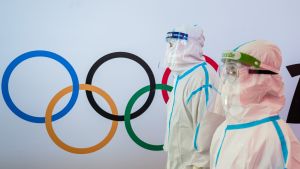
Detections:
1,50,80,123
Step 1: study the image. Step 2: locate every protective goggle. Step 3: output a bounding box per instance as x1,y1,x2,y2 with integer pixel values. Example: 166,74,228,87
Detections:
219,51,278,83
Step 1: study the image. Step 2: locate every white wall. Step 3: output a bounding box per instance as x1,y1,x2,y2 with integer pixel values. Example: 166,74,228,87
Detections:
0,0,299,169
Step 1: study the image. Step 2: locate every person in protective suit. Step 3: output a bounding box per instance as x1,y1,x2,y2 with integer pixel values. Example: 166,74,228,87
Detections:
163,25,225,169
210,40,300,169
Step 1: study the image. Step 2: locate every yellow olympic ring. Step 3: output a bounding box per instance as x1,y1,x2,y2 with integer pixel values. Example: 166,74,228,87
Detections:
45,84,118,154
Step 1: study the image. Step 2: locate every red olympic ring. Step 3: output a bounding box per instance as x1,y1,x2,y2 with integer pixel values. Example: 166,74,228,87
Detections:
161,55,219,103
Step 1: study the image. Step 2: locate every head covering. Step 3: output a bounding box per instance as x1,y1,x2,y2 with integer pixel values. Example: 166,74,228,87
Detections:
221,40,285,123
165,25,205,74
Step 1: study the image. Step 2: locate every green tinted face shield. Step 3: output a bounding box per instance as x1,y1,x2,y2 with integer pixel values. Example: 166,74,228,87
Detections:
222,51,279,75
219,51,278,83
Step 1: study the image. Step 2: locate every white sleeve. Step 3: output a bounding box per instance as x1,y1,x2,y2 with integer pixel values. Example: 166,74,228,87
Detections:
190,65,225,167
163,77,177,152
279,121,300,168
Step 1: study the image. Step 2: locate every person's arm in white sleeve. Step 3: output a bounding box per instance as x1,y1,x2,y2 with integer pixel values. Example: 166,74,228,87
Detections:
190,65,225,168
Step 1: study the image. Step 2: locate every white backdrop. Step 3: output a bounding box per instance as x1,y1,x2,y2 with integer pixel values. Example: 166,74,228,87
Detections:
0,0,300,169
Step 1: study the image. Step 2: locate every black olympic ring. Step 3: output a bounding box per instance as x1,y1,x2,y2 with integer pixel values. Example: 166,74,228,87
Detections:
85,52,156,121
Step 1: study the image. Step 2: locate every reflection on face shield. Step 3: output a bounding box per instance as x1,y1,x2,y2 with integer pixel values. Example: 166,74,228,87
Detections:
219,61,246,122
220,76,245,122
219,60,243,84
165,36,188,69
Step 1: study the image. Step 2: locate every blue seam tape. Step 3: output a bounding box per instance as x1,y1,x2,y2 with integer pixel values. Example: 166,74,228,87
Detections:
227,115,280,130
186,84,212,104
233,40,256,51
215,129,227,166
194,123,200,150
215,115,281,166
178,62,206,80
202,63,210,106
272,121,288,167
186,62,218,105
168,63,205,142
211,85,221,95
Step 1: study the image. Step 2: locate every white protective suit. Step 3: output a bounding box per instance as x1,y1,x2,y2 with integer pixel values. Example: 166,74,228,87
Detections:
210,40,300,169
163,25,225,169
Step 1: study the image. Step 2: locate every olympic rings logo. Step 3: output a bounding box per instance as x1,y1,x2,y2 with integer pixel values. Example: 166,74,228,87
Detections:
0,50,220,154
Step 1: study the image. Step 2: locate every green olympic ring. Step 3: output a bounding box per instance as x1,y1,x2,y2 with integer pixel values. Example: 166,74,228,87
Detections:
125,84,173,151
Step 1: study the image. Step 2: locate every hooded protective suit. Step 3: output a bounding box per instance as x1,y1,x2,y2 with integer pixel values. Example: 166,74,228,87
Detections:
210,40,300,169
163,25,224,169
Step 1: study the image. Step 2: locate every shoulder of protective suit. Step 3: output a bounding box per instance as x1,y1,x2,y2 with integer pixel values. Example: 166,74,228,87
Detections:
189,61,218,85
182,61,219,97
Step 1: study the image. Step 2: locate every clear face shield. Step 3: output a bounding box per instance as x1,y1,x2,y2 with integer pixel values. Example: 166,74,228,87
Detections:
160,26,205,73
219,60,243,84
164,31,188,70
219,51,279,83
218,59,246,120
